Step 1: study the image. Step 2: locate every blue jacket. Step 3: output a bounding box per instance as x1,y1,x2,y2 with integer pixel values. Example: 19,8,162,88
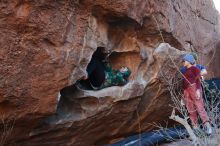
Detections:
180,64,206,74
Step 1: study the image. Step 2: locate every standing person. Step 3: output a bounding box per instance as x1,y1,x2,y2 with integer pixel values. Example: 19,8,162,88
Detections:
180,52,208,103
181,54,212,134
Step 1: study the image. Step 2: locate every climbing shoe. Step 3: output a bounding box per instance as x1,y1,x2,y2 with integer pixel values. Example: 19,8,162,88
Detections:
204,122,212,135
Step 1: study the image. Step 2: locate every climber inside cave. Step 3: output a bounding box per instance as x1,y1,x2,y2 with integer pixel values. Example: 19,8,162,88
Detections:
77,47,131,90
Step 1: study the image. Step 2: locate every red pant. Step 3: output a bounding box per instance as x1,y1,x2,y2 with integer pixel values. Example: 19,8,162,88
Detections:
183,84,209,127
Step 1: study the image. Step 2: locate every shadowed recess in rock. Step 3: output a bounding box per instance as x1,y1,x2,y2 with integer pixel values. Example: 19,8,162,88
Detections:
53,52,139,123
78,47,107,90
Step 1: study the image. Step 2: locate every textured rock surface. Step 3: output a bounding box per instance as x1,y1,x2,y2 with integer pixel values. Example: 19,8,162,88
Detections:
0,0,219,145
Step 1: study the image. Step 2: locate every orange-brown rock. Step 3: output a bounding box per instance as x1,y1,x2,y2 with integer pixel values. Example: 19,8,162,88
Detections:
0,0,219,145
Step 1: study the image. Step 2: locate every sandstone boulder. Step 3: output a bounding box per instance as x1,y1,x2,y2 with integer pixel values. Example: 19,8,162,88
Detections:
0,0,219,145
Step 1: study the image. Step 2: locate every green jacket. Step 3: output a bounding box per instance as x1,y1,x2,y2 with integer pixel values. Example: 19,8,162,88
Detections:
100,64,130,89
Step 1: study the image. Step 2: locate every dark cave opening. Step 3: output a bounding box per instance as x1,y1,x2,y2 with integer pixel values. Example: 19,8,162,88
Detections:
77,47,108,90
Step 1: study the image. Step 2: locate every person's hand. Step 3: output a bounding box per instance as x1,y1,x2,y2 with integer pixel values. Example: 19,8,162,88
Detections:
201,75,205,80
181,99,185,106
196,89,201,99
120,67,127,73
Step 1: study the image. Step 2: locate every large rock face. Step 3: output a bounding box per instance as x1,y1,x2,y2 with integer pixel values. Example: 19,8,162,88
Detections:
0,0,219,145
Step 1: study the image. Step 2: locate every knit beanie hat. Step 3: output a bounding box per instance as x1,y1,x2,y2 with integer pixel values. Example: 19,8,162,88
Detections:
183,54,195,64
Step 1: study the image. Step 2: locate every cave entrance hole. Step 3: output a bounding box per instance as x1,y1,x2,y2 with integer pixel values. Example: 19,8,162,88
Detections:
77,47,108,90
51,47,132,123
